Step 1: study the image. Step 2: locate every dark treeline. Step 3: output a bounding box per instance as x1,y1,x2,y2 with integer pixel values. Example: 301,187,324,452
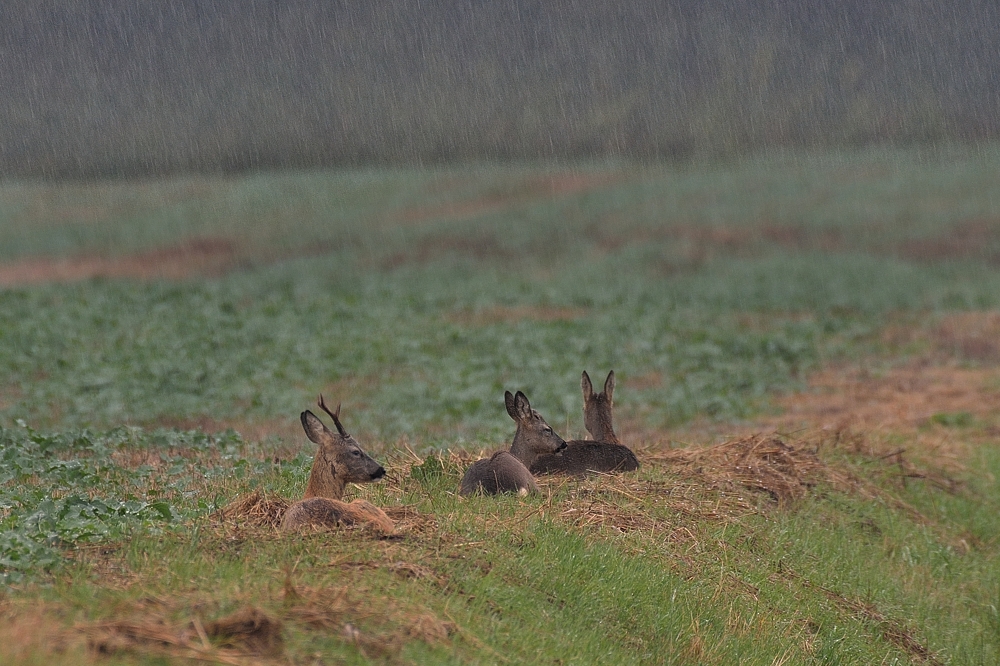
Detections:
3,0,999,178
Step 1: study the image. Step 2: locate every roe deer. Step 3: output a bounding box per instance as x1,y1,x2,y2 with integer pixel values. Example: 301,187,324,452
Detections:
529,371,639,476
459,390,567,496
280,396,394,534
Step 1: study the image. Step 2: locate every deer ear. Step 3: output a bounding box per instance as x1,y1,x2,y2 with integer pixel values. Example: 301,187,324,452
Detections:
581,371,593,401
504,391,517,420
300,410,331,444
513,391,532,420
604,371,615,402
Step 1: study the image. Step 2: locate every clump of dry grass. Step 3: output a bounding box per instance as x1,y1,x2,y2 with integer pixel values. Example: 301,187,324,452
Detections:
650,434,858,505
532,433,866,540
640,430,973,553
216,484,437,540
205,606,284,657
216,490,290,529
529,469,758,555
79,605,282,664
57,576,456,664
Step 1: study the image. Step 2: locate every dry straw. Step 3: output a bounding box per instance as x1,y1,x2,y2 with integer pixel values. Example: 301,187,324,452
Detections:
648,433,859,505
80,605,282,664
216,489,290,529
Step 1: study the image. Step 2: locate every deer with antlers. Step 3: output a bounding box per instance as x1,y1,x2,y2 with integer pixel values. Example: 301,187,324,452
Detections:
280,395,394,534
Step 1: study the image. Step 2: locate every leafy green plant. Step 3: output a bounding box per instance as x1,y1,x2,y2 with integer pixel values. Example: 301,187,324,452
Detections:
0,423,254,584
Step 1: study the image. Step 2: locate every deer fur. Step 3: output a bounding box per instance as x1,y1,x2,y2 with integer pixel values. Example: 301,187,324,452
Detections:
530,371,640,476
280,396,394,534
459,390,566,496
582,370,619,444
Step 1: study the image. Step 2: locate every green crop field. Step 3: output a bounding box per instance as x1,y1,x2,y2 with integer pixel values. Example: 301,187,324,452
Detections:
2,147,1000,664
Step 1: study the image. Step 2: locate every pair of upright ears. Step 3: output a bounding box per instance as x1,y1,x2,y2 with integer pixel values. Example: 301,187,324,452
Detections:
506,370,615,420
504,390,531,421
582,370,615,403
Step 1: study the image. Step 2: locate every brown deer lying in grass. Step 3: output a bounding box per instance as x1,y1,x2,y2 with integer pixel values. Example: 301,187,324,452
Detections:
459,390,567,496
529,371,640,476
280,396,395,534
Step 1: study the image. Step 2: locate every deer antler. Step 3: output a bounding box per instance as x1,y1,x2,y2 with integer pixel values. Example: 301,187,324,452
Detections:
318,394,348,437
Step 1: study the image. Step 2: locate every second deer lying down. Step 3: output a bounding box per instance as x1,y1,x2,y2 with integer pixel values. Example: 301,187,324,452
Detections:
280,396,395,535
529,370,640,476
459,390,567,496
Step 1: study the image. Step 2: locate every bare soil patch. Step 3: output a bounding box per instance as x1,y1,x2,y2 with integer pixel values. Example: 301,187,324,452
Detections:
590,215,1000,271
396,172,623,226
379,232,514,269
9,180,223,228
932,311,1000,362
763,362,1000,434
701,329,1000,488
0,172,624,286
898,218,1000,264
0,383,22,411
0,237,243,287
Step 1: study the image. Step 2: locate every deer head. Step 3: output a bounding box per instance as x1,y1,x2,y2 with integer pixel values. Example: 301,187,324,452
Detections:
582,370,618,444
505,390,566,467
299,395,385,500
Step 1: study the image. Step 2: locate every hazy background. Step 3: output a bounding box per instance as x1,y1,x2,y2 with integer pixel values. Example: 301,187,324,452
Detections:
4,0,999,178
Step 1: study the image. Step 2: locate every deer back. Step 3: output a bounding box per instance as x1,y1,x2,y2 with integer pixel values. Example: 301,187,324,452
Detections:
529,440,639,476
459,451,539,496
280,497,395,534
530,372,639,475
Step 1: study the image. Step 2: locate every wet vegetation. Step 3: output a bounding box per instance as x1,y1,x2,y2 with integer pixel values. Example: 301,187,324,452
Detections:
1,150,1000,663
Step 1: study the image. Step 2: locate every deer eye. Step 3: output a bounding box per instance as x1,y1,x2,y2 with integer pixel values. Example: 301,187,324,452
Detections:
543,426,552,433
351,450,361,457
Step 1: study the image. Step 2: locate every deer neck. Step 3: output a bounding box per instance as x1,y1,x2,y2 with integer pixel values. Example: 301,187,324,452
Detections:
588,412,620,445
303,451,346,500
508,426,539,467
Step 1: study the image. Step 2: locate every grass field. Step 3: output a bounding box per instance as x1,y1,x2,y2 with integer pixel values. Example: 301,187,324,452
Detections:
2,147,1000,664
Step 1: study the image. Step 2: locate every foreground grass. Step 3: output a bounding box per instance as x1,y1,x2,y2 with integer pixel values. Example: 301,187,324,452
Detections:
1,422,998,664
